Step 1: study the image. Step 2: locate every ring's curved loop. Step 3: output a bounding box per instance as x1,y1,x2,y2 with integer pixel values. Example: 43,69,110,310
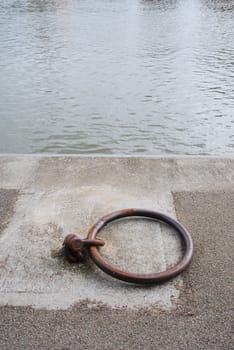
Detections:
87,208,193,285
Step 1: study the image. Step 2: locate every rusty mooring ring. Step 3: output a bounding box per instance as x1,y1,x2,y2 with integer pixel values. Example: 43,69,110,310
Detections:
85,208,193,285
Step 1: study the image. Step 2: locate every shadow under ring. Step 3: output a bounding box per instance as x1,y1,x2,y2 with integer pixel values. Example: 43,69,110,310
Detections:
87,208,193,285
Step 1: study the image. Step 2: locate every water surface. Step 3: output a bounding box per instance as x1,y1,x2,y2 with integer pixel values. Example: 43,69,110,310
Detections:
0,0,233,155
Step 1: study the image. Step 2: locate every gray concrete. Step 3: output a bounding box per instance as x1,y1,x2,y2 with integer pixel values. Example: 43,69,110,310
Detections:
0,189,18,235
0,156,234,349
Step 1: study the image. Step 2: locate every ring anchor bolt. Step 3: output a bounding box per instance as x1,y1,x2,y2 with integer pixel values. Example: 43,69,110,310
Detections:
62,234,105,263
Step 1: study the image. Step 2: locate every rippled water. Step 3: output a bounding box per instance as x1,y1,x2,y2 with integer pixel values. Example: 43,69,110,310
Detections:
0,0,233,155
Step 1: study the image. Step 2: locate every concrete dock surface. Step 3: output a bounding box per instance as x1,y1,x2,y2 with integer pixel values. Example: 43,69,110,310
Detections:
0,156,233,349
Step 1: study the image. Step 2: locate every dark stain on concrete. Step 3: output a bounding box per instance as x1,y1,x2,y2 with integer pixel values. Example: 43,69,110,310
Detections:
0,189,18,235
173,191,234,317
0,192,233,350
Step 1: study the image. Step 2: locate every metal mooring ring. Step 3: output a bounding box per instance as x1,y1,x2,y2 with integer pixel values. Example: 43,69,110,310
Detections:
87,208,193,285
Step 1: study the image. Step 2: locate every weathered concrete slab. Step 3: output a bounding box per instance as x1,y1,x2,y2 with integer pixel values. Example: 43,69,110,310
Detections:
0,156,233,311
0,190,233,350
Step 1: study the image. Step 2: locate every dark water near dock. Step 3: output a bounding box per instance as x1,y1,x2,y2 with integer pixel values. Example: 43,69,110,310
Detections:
0,0,233,155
